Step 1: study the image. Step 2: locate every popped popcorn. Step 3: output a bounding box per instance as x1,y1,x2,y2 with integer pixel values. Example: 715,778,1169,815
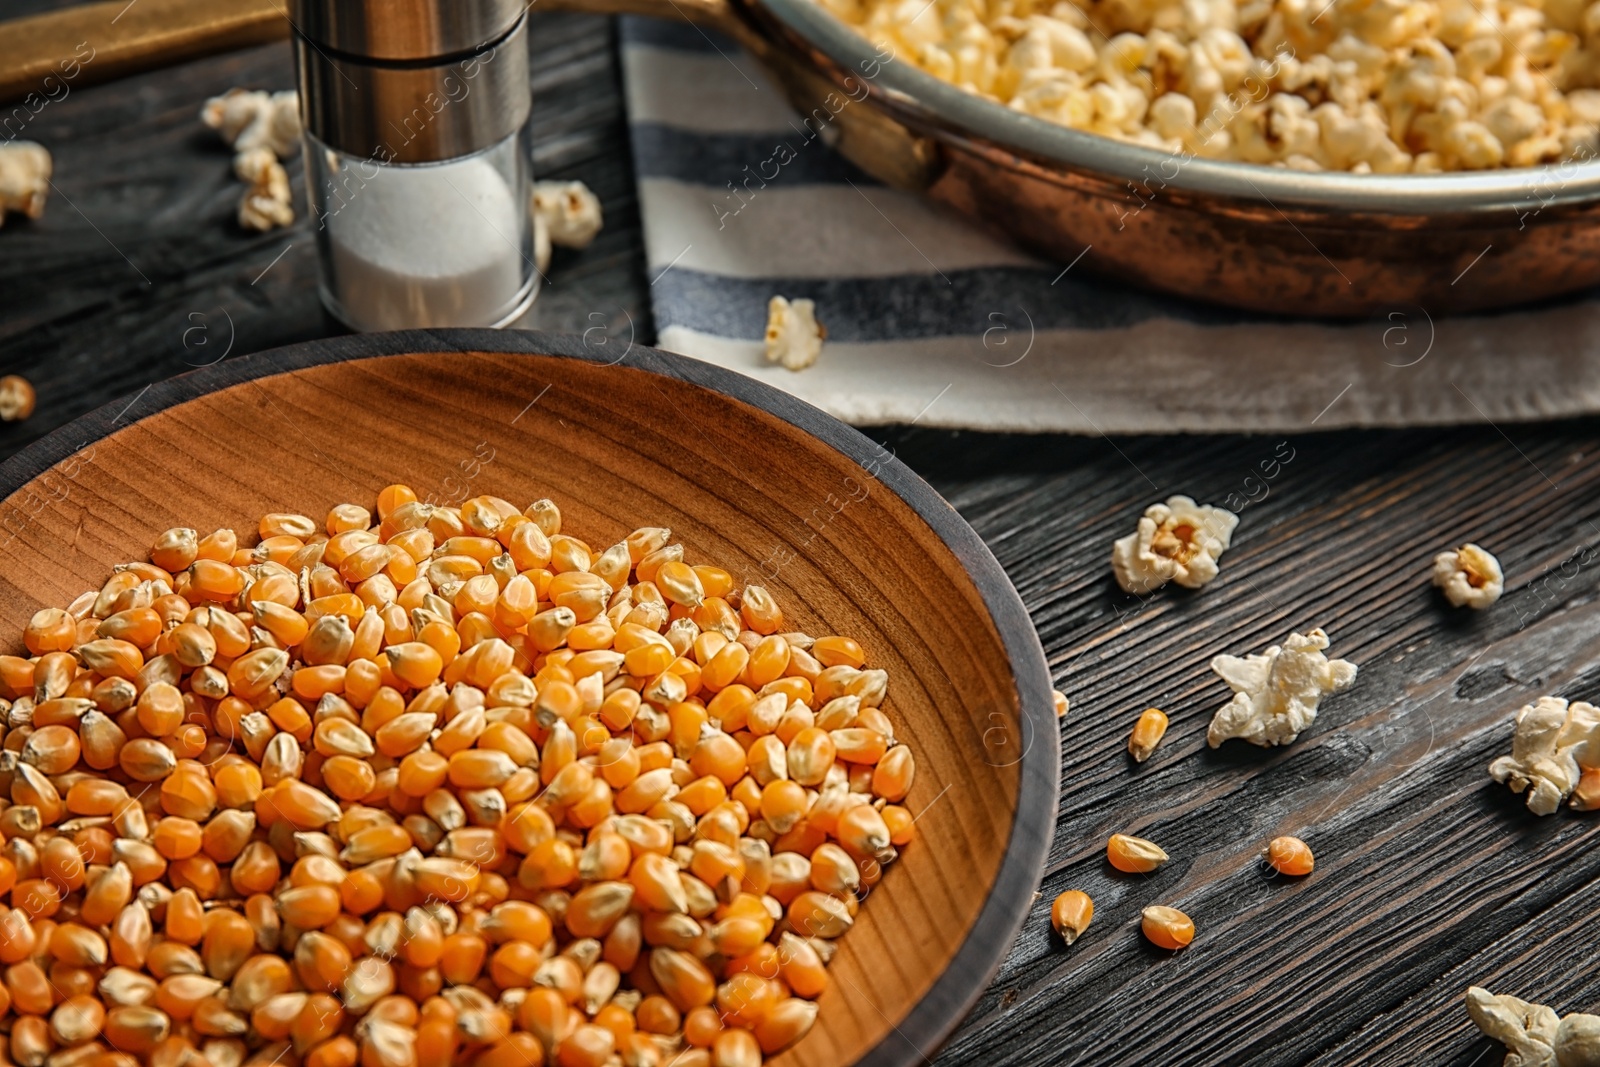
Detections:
1433,542,1504,609
1466,987,1600,1067
1110,494,1238,594
532,180,604,249
234,147,294,233
1488,695,1600,815
819,0,1600,171
1206,628,1358,748
201,88,301,159
201,88,301,232
0,141,51,227
764,295,827,371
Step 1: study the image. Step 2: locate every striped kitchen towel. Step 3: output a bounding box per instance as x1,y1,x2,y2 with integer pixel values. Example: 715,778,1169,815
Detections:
617,17,1600,433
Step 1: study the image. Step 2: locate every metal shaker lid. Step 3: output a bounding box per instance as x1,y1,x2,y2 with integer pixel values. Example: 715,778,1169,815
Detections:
288,0,526,60
295,15,530,163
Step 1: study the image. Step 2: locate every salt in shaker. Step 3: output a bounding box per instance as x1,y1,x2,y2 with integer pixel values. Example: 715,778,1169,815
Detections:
291,0,538,330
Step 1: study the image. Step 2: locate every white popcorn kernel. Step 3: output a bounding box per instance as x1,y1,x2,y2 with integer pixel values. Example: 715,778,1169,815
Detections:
1567,88,1600,124
1183,0,1238,36
1150,92,1199,140
202,88,300,231
1488,695,1600,816
1110,495,1239,595
1045,1,1088,30
1004,28,1057,85
201,88,301,159
0,142,51,228
1467,986,1600,1067
1206,628,1358,748
1465,987,1562,1067
1089,82,1135,131
1558,1013,1600,1064
1445,120,1506,167
1431,543,1504,609
1038,17,1098,71
234,147,293,233
1456,34,1504,80
1483,95,1547,147
764,296,826,372
532,180,603,250
1266,94,1322,157
1194,27,1254,87
231,145,277,185
1098,32,1150,81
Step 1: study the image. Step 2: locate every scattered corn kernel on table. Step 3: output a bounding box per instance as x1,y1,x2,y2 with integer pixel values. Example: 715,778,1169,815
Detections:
5,4,1600,1064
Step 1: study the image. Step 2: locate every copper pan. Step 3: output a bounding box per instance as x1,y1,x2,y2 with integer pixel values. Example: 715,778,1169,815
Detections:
9,0,1600,316
582,0,1600,317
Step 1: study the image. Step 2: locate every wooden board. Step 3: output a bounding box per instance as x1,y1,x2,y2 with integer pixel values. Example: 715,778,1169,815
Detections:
878,423,1600,1066
3,6,1600,1065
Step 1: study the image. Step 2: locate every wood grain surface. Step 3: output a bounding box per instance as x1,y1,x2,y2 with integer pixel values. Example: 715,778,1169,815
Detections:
877,422,1600,1067
4,5,1600,1065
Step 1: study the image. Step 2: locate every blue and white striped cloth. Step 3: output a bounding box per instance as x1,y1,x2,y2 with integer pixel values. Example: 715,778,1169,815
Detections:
618,17,1600,433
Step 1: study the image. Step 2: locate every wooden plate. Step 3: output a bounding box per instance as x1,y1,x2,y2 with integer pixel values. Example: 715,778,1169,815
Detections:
0,330,1059,1066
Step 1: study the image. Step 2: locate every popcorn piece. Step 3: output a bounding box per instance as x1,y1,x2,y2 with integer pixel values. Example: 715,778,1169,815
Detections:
0,376,35,422
1111,495,1238,595
202,89,300,231
1466,987,1600,1067
0,142,52,228
764,296,826,372
1558,1014,1600,1066
1466,987,1560,1067
1432,542,1504,609
1487,695,1600,815
201,88,301,159
532,181,603,249
1206,628,1358,748
234,148,294,233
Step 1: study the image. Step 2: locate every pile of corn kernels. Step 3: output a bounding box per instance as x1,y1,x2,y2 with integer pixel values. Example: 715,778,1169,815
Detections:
820,0,1600,171
0,487,918,1067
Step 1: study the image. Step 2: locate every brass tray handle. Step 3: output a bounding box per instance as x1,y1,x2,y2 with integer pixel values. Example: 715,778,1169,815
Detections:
0,0,288,106
0,0,736,107
541,0,735,27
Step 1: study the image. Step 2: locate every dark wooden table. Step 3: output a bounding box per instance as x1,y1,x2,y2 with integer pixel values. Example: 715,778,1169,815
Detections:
4,9,1600,1066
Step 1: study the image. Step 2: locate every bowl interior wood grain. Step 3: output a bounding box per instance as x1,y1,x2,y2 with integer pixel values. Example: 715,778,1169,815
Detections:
0,331,1058,1067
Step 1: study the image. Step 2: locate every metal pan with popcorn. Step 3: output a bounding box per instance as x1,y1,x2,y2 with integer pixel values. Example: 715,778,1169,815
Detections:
557,0,1600,316
11,0,1600,316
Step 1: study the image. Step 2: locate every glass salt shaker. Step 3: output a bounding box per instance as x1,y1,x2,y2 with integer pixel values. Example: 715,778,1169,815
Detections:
291,0,538,331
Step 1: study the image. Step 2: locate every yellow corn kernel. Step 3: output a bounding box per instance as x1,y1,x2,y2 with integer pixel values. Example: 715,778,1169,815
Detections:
1128,707,1168,763
1106,833,1169,874
1264,835,1314,876
1049,890,1093,945
1141,905,1194,950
